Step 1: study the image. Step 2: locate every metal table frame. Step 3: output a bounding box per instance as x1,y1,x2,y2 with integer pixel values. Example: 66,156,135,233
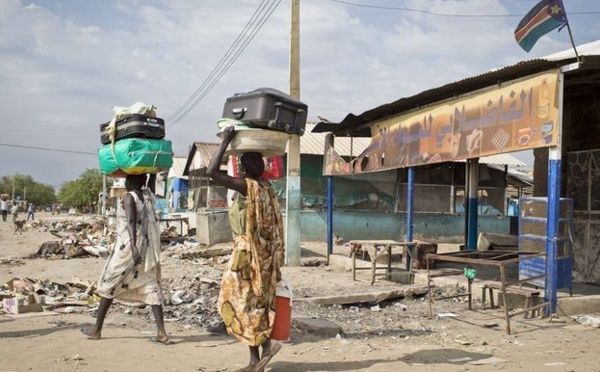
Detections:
426,250,548,334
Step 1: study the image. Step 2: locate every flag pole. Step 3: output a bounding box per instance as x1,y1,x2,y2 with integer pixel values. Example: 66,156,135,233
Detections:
564,22,580,64
561,0,580,65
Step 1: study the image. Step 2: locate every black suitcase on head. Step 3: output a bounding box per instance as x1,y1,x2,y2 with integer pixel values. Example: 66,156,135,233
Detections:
100,114,166,144
222,88,308,135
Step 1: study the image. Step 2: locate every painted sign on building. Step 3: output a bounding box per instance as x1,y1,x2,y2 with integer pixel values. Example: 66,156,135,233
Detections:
324,70,560,175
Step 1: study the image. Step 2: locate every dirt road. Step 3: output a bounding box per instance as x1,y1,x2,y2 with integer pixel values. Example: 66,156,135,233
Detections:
0,213,598,372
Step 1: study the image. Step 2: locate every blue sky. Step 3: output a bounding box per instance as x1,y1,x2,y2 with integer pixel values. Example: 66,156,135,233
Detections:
1,0,599,188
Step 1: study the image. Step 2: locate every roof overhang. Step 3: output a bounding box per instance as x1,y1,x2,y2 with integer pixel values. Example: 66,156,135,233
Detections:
313,51,600,137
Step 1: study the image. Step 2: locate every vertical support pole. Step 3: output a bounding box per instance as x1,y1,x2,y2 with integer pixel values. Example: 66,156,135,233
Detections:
326,175,334,265
500,264,511,335
467,158,479,250
406,167,415,270
545,69,566,316
427,257,433,316
546,150,561,314
504,164,509,214
450,163,455,213
101,175,107,217
285,0,301,266
464,165,469,245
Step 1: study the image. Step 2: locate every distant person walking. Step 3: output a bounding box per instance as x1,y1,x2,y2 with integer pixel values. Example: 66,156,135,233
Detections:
10,203,18,221
0,199,8,222
26,203,35,221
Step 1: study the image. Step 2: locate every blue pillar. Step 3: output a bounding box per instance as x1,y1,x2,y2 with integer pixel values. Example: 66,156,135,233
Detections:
406,167,414,270
544,68,566,315
467,159,479,250
327,176,334,260
546,150,561,314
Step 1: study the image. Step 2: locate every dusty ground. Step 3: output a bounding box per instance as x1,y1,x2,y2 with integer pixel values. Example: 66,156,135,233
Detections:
0,212,599,372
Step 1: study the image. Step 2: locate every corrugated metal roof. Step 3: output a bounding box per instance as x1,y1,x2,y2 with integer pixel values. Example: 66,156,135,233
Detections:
313,41,600,137
299,123,371,157
489,164,533,186
459,153,525,167
182,142,220,175
167,157,188,178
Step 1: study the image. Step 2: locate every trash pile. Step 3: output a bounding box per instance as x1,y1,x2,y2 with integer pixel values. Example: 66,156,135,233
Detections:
20,217,112,260
0,269,225,332
160,268,224,331
430,283,468,302
25,216,203,260
0,277,96,315
29,237,111,260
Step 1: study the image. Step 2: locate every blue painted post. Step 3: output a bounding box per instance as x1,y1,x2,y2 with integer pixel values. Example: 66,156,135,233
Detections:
327,176,334,263
467,159,479,250
546,151,561,314
406,167,414,270
544,67,567,315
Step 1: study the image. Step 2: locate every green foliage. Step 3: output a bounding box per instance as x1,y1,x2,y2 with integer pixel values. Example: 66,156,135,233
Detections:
58,169,112,208
0,174,56,206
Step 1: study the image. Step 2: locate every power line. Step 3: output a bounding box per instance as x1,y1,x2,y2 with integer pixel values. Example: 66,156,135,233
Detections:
168,0,282,126
0,142,96,156
167,0,273,124
171,0,282,125
326,0,600,17
167,0,282,128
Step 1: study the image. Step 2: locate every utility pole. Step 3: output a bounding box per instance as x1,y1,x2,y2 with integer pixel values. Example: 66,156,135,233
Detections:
101,175,107,216
286,0,301,266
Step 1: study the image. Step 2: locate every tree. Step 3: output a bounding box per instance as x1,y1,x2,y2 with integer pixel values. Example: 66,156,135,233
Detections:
0,174,56,206
58,169,111,210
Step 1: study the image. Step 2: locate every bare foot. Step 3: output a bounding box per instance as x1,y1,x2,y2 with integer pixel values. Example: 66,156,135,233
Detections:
257,342,281,371
79,327,101,340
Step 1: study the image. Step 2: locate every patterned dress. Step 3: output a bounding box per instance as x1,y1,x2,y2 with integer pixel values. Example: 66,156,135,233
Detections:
96,188,163,305
218,178,285,346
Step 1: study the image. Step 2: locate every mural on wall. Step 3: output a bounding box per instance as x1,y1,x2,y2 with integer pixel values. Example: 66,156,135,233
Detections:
324,70,560,176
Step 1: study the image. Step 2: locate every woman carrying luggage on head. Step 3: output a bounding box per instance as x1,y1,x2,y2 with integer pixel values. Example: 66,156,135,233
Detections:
80,173,169,344
207,126,285,372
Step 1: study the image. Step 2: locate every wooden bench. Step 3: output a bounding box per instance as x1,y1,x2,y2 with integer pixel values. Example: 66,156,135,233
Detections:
481,281,543,319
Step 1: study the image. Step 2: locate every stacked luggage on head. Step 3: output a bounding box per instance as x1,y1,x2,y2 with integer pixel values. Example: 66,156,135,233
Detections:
217,88,308,179
218,87,308,162
98,102,173,177
222,87,308,136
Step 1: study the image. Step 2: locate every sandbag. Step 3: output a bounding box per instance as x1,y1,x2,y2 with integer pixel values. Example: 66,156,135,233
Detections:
98,138,173,176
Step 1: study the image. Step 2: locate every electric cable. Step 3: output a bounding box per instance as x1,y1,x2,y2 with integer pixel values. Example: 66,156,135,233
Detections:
167,0,273,123
168,0,282,127
325,0,600,17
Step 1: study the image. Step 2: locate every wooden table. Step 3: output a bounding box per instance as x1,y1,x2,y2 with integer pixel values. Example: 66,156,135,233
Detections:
425,250,547,334
348,240,416,285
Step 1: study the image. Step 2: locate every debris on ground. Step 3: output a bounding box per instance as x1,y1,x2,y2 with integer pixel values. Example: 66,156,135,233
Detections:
0,257,24,266
573,314,600,327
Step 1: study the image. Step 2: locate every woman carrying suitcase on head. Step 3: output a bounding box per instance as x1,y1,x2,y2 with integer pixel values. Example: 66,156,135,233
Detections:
207,126,285,372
